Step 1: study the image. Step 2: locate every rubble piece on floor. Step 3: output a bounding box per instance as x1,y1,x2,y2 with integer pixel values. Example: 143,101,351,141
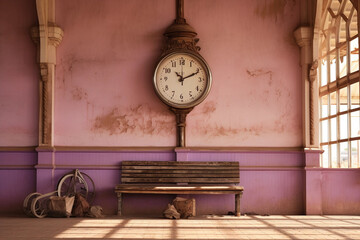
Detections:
172,197,196,219
163,204,181,219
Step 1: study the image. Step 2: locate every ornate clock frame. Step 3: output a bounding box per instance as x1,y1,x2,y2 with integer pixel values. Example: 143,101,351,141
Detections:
157,0,210,147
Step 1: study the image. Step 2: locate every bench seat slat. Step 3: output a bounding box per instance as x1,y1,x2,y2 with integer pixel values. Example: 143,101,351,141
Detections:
121,177,239,183
122,169,239,174
122,161,238,166
116,184,244,194
122,166,238,170
116,184,244,191
121,173,239,178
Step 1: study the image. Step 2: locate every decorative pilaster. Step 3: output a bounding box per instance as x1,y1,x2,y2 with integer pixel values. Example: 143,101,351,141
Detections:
294,26,318,148
31,0,63,147
309,60,318,145
31,0,63,193
295,25,323,215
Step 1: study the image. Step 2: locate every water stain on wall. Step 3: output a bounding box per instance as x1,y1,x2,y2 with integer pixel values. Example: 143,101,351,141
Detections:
254,0,296,22
93,104,175,136
196,101,217,115
71,87,88,101
246,69,273,86
196,123,264,139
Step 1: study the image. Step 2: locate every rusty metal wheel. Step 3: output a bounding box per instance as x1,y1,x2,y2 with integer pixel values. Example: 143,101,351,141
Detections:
31,195,49,218
23,192,41,217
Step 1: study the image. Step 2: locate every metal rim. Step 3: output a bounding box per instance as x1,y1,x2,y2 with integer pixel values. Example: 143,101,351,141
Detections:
153,50,212,109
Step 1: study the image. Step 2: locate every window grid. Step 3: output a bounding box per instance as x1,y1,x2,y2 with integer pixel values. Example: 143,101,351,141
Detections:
319,0,360,168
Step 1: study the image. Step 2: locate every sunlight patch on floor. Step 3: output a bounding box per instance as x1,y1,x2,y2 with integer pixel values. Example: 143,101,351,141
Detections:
46,216,360,239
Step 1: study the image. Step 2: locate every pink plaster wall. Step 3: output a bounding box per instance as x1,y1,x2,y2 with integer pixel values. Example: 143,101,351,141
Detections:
55,0,302,147
0,151,37,213
320,170,360,214
0,0,39,146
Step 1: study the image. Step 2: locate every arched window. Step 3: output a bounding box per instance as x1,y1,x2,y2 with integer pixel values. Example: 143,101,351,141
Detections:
319,0,360,168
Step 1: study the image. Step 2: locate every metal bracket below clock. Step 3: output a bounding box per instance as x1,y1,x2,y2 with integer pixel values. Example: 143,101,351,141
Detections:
170,107,194,147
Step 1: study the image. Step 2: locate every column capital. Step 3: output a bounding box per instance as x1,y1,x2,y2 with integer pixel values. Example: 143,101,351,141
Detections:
31,25,63,47
294,26,313,48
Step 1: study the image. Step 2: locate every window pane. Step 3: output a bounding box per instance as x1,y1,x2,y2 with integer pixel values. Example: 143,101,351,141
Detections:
339,16,347,78
321,95,329,118
339,50,347,78
339,87,348,112
324,11,333,32
330,52,337,82
322,119,329,142
321,58,328,86
330,32,336,51
351,110,360,138
330,91,337,115
331,117,337,141
322,145,329,168
340,142,349,168
350,82,359,109
350,11,358,38
351,140,360,168
339,15,347,41
340,114,348,139
350,37,359,73
330,0,341,16
331,144,338,168
343,1,353,20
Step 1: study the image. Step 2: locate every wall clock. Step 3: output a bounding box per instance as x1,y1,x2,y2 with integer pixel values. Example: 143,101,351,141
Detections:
154,51,212,109
153,0,212,147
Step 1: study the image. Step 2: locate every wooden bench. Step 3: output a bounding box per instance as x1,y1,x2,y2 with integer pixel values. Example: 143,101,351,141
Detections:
115,161,244,216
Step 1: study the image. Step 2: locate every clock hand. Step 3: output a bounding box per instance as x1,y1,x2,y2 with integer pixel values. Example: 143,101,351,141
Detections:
181,62,184,86
175,72,182,78
175,71,184,86
183,69,199,80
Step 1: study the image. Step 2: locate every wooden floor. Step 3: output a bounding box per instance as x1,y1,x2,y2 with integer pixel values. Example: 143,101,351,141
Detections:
1,215,360,239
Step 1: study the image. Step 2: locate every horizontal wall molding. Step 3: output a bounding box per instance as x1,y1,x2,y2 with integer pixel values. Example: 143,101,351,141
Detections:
0,147,37,152
54,146,175,152
305,167,360,172
35,164,120,170
56,146,306,152
34,164,305,171
0,146,306,153
175,147,305,153
0,165,36,170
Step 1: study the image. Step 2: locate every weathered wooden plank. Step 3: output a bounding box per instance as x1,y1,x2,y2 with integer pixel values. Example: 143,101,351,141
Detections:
115,190,243,194
115,184,244,191
121,177,239,183
121,173,239,178
121,170,239,175
122,161,238,166
122,166,238,170
121,169,239,173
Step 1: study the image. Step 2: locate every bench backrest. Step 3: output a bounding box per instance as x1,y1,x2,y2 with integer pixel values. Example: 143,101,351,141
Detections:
121,161,239,185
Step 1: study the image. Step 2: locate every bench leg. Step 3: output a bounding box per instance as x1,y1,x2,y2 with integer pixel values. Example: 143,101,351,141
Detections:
117,193,122,216
235,193,241,216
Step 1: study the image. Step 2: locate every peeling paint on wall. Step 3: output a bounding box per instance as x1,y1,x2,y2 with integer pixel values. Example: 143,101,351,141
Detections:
92,104,175,136
193,123,265,140
71,87,88,101
246,69,273,86
254,0,296,22
197,101,217,115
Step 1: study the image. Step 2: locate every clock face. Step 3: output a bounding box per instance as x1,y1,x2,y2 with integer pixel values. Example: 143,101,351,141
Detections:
154,52,212,108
